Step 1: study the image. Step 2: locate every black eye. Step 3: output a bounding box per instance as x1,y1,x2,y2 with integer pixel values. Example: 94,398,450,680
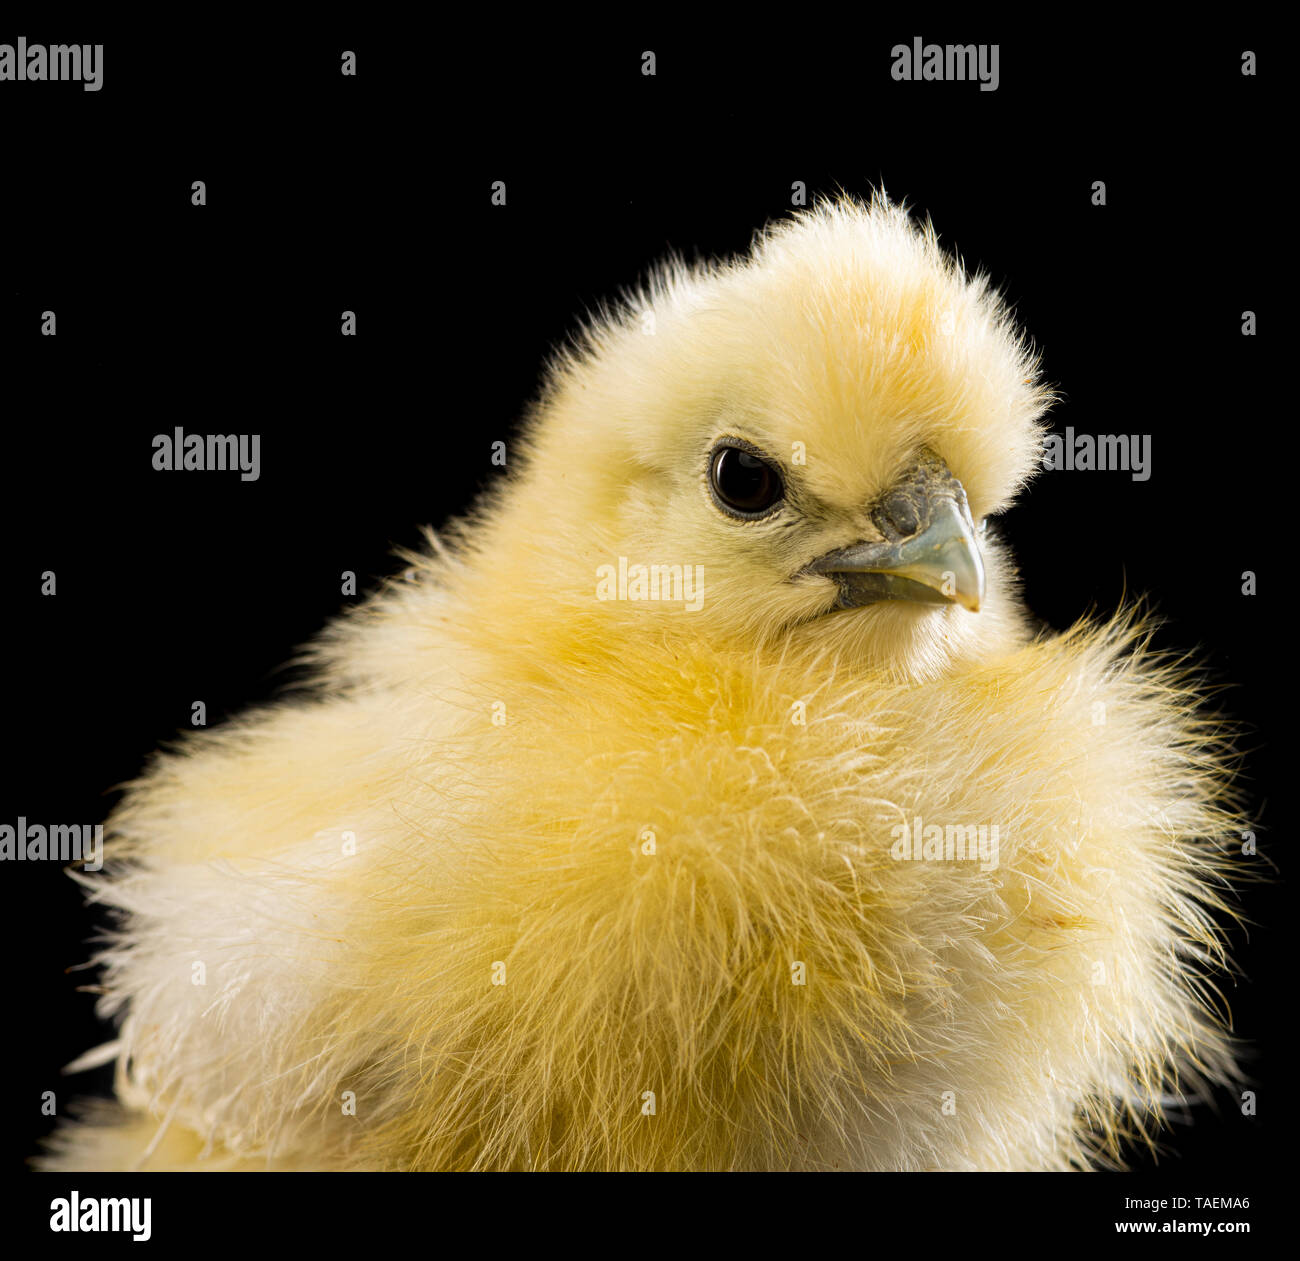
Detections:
709,444,785,518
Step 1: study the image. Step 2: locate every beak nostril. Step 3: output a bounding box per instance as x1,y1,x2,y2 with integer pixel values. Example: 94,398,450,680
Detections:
874,490,922,539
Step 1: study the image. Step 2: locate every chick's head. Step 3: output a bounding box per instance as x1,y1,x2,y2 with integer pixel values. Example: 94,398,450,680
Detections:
483,195,1054,678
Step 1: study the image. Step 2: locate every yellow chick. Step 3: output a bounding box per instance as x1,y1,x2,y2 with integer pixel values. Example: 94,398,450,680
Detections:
43,194,1239,1172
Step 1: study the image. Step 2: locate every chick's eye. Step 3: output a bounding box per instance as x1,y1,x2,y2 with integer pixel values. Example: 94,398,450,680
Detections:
709,445,784,518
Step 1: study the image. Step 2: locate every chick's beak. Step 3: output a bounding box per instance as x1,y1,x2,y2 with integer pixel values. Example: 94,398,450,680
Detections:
804,448,985,613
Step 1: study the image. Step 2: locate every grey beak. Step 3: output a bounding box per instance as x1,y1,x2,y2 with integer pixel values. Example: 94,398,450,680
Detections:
804,449,985,613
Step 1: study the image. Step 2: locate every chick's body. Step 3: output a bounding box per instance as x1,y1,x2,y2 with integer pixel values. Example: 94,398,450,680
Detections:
45,198,1237,1171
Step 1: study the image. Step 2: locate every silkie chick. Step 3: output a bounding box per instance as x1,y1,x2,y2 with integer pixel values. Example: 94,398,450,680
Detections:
43,194,1240,1172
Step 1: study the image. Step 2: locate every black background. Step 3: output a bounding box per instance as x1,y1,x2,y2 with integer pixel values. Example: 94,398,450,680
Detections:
0,20,1282,1227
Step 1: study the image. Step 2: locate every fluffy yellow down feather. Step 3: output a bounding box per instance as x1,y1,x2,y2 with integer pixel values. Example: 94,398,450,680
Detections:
42,195,1240,1171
